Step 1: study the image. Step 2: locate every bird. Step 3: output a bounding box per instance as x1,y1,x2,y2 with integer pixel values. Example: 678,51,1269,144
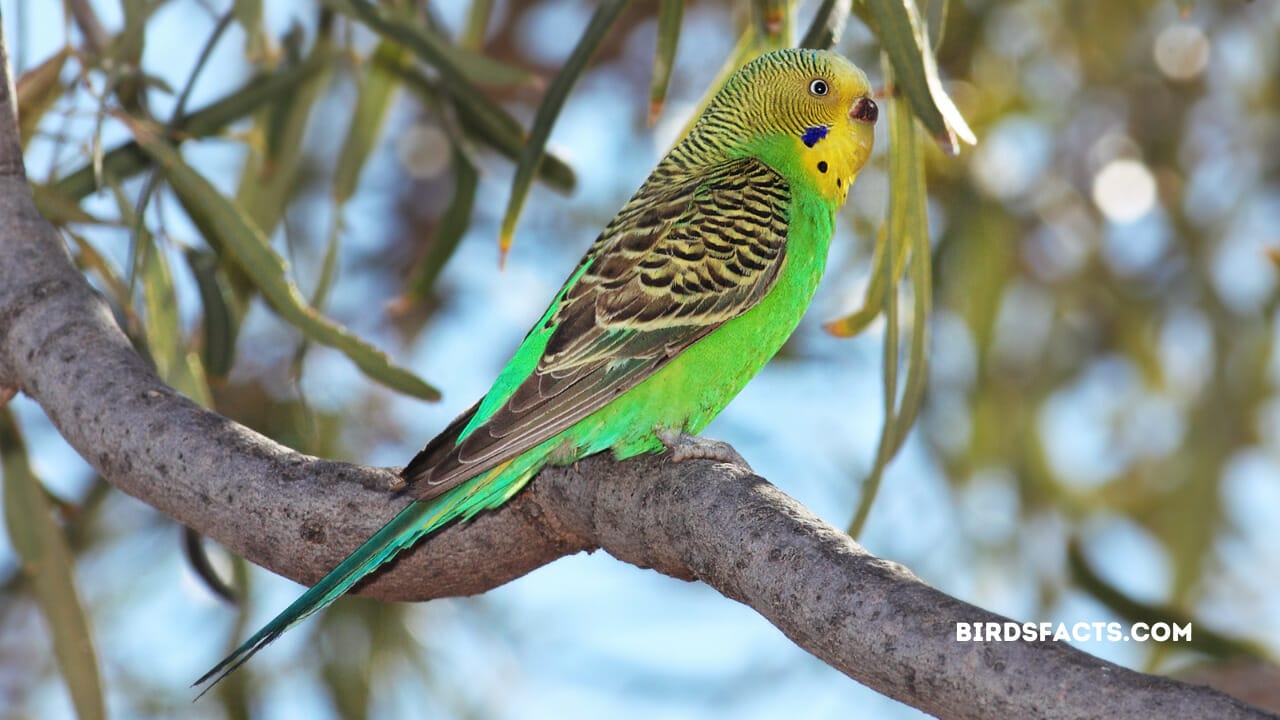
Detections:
196,47,877,691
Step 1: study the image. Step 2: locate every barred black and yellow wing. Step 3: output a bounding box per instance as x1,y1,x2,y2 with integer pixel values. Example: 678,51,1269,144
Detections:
401,157,791,498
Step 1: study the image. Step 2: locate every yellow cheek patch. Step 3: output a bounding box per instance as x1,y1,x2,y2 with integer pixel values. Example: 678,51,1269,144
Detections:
798,123,872,206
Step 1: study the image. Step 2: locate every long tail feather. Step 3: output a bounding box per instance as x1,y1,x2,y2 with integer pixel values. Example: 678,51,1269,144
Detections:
193,458,533,697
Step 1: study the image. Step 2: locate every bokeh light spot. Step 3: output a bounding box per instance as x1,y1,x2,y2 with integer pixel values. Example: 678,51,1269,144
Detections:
396,124,451,180
1154,23,1211,81
1091,160,1157,223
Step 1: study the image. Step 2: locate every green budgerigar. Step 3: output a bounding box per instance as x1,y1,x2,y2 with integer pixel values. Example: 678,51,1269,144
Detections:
197,47,877,689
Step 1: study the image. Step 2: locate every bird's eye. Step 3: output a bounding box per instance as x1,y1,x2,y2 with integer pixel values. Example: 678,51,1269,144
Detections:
809,79,829,97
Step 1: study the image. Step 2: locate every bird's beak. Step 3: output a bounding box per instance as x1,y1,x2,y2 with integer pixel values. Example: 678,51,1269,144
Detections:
846,96,877,174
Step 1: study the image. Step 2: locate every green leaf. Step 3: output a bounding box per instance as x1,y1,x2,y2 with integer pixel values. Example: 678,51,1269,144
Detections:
115,0,147,65
753,0,795,50
826,225,888,337
133,130,441,401
137,238,216,407
498,0,630,258
184,248,241,381
333,40,408,205
389,61,576,193
328,0,535,89
848,215,899,538
330,0,560,194
112,185,216,408
236,41,334,238
108,0,150,111
54,54,328,201
462,0,494,50
31,183,104,226
177,350,216,409
233,0,267,57
15,47,70,147
800,0,852,50
1,411,106,720
648,0,683,126
890,196,931,455
858,0,975,153
1068,539,1266,661
924,0,949,52
137,226,182,382
825,218,913,337
848,61,930,538
311,219,343,311
66,231,132,317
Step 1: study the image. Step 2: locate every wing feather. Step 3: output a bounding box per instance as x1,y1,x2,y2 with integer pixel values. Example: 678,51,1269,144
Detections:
401,157,791,499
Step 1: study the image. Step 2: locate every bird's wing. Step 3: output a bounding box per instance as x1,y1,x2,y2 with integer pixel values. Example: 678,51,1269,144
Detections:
402,157,791,498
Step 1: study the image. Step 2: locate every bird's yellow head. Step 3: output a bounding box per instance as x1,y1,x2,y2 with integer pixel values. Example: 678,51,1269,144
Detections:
677,49,877,208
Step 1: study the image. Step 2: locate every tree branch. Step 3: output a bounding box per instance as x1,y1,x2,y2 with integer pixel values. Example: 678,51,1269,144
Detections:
0,27,1271,720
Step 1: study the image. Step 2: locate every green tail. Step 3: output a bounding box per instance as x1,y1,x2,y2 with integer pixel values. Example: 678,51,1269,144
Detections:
194,460,538,695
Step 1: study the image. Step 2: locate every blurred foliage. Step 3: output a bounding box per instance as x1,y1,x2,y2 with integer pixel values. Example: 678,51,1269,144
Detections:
3,0,1280,717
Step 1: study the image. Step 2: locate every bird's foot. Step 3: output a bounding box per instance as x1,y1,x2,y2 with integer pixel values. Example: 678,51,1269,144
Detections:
656,429,751,469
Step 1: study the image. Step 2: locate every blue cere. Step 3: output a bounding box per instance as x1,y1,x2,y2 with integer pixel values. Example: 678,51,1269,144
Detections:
801,125,829,148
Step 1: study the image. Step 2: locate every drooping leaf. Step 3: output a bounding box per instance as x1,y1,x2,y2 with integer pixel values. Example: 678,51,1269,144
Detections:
498,0,631,258
389,61,576,192
182,527,239,605
753,0,794,50
328,0,536,90
826,225,888,337
137,225,181,382
858,0,975,153
110,0,149,110
825,218,914,337
130,10,236,281
462,0,494,50
924,0,950,51
66,231,131,311
233,0,267,58
115,0,147,66
1,411,106,720
235,39,334,238
890,199,931,454
848,220,899,538
54,55,328,200
184,248,241,381
1068,539,1266,661
15,47,70,147
648,0,683,125
113,184,216,408
800,0,852,50
848,61,930,538
31,183,104,226
333,40,409,205
133,130,441,400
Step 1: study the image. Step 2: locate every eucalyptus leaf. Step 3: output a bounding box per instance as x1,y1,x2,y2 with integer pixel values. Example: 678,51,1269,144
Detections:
1,412,106,720
134,131,441,401
858,0,975,153
499,0,630,257
648,0,683,125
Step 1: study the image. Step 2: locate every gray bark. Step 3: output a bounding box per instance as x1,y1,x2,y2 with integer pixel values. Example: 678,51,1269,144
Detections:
0,27,1271,720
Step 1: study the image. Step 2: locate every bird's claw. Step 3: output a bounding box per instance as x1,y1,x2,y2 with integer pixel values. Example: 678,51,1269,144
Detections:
656,429,751,469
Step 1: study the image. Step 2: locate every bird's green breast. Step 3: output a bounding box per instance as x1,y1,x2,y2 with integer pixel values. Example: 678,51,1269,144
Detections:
569,188,836,459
